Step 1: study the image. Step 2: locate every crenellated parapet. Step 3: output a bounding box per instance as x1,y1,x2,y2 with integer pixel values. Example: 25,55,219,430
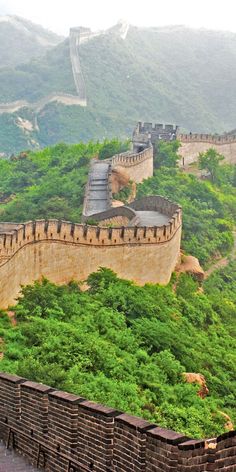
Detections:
0,196,182,308
179,133,236,144
112,147,153,168
0,373,235,472
0,199,181,266
111,146,153,183
133,121,178,150
178,132,236,166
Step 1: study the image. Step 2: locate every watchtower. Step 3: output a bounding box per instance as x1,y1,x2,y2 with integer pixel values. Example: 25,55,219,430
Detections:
133,122,178,153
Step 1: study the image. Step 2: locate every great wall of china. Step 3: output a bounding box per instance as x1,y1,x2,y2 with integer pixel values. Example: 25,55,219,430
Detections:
0,22,129,115
0,123,235,470
179,133,236,166
2,122,236,308
0,124,182,308
0,372,235,471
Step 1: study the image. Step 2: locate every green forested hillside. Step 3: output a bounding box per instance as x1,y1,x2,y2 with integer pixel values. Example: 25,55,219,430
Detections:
0,140,127,221
1,25,236,153
0,16,62,67
0,141,235,266
0,264,235,438
0,140,235,438
0,40,75,103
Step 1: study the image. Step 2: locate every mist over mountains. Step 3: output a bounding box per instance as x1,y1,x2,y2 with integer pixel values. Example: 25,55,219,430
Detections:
0,16,236,154
0,15,63,66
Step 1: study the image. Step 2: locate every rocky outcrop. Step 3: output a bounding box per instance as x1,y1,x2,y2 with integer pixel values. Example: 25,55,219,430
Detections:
183,372,209,398
176,254,205,281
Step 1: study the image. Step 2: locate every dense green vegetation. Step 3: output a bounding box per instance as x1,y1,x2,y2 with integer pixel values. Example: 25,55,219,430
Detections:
0,40,75,104
0,264,235,438
0,140,128,222
0,142,96,222
1,24,236,153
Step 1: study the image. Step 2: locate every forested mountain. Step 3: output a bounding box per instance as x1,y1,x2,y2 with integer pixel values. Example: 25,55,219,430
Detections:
0,15,63,67
1,24,236,154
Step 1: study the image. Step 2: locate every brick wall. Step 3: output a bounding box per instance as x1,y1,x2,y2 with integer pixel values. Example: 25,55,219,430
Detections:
0,373,235,471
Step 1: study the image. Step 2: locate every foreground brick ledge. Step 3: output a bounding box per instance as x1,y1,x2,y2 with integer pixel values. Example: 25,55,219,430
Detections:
0,372,235,471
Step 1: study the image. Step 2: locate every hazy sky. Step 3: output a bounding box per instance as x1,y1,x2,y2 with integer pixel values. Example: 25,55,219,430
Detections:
1,0,236,35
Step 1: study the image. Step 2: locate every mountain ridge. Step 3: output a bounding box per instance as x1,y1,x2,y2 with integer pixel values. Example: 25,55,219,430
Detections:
0,14,63,67
0,21,236,154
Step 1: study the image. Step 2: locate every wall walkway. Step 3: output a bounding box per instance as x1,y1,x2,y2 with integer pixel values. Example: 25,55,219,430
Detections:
82,160,112,217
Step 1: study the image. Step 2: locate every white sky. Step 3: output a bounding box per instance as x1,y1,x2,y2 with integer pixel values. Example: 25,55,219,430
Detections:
1,0,236,36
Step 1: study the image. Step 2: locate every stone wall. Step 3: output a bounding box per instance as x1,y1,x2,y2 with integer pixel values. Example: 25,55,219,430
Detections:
0,93,87,115
179,133,236,166
111,146,153,183
0,205,181,308
69,28,87,103
0,373,235,472
133,122,178,146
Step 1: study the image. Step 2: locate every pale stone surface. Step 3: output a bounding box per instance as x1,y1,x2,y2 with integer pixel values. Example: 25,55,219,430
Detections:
0,225,181,309
179,141,236,166
112,147,153,183
0,441,38,471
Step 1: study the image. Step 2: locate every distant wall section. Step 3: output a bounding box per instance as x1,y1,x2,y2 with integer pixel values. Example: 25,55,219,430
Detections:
179,133,236,165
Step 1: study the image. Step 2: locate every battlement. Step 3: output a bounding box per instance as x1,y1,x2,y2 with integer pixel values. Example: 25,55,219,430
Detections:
133,122,178,150
0,196,182,308
135,121,179,134
178,133,236,166
179,133,236,144
0,373,235,471
0,198,181,266
111,146,153,167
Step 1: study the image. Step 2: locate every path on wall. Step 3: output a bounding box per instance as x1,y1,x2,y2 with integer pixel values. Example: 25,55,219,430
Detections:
83,149,171,227
83,160,112,217
0,93,86,115
0,441,39,472
205,230,236,278
69,30,87,102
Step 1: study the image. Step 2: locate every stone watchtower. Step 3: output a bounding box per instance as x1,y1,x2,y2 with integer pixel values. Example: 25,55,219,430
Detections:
133,122,179,153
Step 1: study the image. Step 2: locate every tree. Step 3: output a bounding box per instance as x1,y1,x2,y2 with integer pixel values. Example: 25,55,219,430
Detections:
98,139,130,160
154,140,181,168
198,148,224,182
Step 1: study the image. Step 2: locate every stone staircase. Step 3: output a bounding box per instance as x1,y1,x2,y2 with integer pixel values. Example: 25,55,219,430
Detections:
83,160,111,217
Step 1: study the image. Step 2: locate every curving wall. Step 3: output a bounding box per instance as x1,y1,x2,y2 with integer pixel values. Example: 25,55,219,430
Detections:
0,199,181,308
179,133,236,166
111,146,153,183
0,93,87,115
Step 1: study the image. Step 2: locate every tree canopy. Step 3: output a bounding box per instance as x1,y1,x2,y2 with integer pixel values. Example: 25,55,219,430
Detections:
198,148,225,181
0,265,235,438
